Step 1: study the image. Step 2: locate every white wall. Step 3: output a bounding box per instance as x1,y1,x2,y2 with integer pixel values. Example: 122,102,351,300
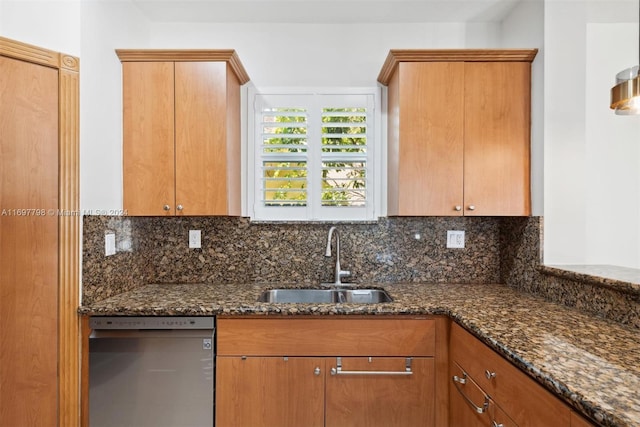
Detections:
544,2,640,268
584,23,640,267
0,0,81,55
544,1,588,265
149,22,497,87
79,1,150,212
500,0,545,216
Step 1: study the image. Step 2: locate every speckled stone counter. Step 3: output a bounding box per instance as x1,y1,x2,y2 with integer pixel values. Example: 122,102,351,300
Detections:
79,282,640,427
544,264,640,295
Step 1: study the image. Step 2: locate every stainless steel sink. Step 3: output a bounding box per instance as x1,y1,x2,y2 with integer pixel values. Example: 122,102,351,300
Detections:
257,288,393,304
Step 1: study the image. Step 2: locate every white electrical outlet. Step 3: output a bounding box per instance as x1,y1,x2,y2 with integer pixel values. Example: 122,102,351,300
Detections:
189,230,202,249
105,233,116,256
447,230,465,248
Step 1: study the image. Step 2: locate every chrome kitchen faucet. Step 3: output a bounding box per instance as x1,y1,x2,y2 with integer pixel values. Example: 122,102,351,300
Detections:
324,226,351,286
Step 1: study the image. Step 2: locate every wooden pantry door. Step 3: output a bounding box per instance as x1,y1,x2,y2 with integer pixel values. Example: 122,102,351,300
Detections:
0,53,59,427
0,36,80,427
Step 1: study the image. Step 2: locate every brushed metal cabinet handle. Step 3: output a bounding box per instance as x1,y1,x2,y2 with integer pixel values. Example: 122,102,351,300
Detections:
452,372,489,414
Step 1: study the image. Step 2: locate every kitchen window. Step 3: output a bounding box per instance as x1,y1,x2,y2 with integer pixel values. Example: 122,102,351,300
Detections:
248,89,381,221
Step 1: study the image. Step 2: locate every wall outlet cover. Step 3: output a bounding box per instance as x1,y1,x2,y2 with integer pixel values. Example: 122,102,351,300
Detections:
189,230,202,249
447,230,465,249
105,233,116,256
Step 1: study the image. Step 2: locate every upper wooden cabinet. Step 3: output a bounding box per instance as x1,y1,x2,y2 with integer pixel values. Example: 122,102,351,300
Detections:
378,49,537,216
117,50,250,216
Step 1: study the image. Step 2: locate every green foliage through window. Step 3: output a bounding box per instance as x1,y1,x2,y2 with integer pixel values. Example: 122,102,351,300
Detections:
262,108,308,206
321,108,366,207
260,106,368,208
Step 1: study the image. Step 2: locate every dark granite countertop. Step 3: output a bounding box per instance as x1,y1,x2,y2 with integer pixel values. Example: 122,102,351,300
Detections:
543,264,640,296
79,282,640,427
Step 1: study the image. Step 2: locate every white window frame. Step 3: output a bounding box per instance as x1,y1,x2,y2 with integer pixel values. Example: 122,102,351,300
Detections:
246,87,382,222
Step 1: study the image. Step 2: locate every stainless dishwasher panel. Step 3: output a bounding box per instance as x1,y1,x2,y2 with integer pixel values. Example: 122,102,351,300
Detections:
89,316,214,427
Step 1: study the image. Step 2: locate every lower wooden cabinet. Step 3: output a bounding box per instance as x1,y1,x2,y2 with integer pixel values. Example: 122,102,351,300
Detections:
216,357,325,427
215,317,597,427
217,356,434,427
450,362,517,427
216,317,439,427
571,411,598,427
326,357,434,427
449,323,597,427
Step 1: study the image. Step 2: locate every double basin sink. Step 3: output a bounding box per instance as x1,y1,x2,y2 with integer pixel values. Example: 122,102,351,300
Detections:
258,288,393,304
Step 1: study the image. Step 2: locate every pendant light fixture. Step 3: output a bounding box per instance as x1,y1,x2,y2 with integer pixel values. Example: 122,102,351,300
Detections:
610,1,640,115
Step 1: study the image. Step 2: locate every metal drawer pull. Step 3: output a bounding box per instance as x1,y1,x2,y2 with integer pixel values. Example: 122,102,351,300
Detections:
330,357,413,376
453,374,466,384
485,370,496,380
452,372,489,414
492,422,504,427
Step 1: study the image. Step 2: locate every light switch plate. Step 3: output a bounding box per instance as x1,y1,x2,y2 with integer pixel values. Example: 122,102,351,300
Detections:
105,233,116,256
447,230,465,248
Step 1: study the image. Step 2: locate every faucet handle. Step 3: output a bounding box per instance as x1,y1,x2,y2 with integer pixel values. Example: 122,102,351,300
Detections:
339,270,351,279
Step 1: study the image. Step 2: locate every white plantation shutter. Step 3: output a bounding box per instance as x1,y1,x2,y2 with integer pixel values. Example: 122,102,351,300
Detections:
321,104,368,207
261,105,308,207
251,91,378,221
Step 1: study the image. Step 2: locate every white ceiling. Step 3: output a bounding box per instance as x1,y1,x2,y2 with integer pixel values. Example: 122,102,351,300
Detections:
130,0,525,23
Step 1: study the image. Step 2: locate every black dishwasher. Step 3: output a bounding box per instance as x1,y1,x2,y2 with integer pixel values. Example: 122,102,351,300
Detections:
89,316,215,427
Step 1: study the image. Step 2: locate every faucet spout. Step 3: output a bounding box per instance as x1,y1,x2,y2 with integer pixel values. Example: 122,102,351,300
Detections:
324,226,351,286
325,226,337,257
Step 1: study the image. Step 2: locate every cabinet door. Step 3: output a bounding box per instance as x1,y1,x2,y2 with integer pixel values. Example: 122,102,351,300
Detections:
175,62,234,215
390,62,465,216
216,356,324,427
325,357,435,427
0,54,59,426
463,61,531,216
122,61,176,215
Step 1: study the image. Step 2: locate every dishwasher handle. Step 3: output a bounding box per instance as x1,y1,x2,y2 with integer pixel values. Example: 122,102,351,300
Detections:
90,329,214,339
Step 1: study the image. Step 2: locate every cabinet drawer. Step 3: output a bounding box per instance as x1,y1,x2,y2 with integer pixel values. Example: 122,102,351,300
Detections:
326,357,435,427
450,323,571,426
217,317,435,356
450,361,518,427
450,361,491,425
450,323,507,397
